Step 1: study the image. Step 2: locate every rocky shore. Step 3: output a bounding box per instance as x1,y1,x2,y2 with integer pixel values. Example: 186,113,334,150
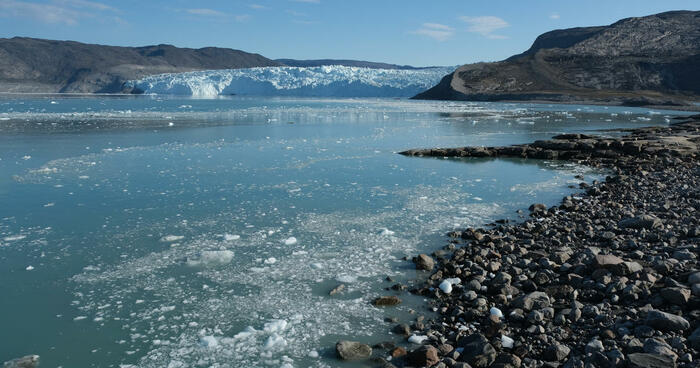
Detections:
340,116,700,367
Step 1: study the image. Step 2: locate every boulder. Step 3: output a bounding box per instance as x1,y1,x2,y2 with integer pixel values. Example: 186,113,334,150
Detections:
618,215,663,230
336,340,372,360
659,287,691,305
373,296,402,307
406,345,440,367
543,343,571,362
2,356,39,368
628,353,677,368
511,291,550,311
413,254,435,271
645,310,690,331
457,334,497,368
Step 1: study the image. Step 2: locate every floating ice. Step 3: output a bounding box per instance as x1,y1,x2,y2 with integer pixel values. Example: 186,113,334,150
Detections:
3,235,26,242
408,335,428,344
379,228,395,236
186,250,234,267
336,275,357,283
264,257,277,264
490,307,503,319
199,336,219,348
439,278,461,294
501,335,514,349
283,237,297,246
127,65,456,98
224,234,240,241
160,235,184,242
25,265,34,271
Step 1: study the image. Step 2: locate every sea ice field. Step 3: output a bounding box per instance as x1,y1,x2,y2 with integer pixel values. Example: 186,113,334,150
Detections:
0,96,688,367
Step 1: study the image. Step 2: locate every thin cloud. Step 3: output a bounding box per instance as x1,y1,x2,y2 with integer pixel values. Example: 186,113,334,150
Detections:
249,4,268,10
549,13,560,20
285,9,307,17
459,15,509,39
184,8,250,22
291,0,320,3
411,23,455,42
0,0,118,25
186,8,226,17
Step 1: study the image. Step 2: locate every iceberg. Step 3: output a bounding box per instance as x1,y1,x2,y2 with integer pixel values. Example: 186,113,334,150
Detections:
126,65,455,98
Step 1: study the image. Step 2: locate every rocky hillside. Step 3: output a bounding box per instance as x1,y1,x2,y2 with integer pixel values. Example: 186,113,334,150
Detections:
0,37,280,93
415,11,700,107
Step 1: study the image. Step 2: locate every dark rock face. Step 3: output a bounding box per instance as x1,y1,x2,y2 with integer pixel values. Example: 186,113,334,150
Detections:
0,37,280,93
414,11,700,107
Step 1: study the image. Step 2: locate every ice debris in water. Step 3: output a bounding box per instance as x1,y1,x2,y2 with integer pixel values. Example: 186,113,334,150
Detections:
336,275,357,283
224,234,240,241
379,228,395,236
408,335,429,344
283,237,297,245
25,265,34,271
439,278,461,294
160,235,184,242
264,257,277,264
186,250,234,267
199,336,219,348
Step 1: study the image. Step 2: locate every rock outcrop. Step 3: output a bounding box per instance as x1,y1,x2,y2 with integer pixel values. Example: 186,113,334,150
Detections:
414,11,700,107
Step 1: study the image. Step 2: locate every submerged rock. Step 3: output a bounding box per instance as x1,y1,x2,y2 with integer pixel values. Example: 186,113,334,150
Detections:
2,355,39,368
373,295,402,306
336,340,372,360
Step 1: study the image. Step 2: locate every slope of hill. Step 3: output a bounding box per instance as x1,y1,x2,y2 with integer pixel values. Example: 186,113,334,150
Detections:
415,11,700,107
0,37,281,93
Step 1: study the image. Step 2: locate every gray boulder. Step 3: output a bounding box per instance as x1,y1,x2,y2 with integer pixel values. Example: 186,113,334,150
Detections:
336,340,372,360
2,355,39,368
645,310,690,331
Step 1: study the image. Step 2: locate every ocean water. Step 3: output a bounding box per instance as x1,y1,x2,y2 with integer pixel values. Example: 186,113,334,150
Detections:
0,96,682,367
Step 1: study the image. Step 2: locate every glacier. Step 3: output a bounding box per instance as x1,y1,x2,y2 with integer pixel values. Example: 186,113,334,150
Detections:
126,65,454,98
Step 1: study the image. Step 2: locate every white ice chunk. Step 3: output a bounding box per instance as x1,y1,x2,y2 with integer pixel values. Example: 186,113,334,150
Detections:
25,265,34,271
408,335,428,344
501,335,514,349
199,336,218,348
160,235,184,242
224,234,240,241
439,278,461,294
186,250,234,267
264,257,277,264
283,237,297,245
490,307,503,319
379,228,395,236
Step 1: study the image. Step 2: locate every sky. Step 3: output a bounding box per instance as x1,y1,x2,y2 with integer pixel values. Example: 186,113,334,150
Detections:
0,0,697,66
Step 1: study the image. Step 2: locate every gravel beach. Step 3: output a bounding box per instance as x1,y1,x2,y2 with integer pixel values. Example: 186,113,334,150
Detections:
345,116,700,368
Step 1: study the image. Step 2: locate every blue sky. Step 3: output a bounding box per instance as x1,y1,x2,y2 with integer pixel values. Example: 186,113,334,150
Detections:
0,0,697,66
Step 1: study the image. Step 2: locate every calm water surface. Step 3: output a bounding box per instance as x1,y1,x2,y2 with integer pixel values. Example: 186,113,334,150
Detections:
0,96,682,367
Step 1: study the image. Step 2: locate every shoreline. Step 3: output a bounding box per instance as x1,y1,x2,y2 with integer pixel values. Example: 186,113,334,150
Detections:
357,116,700,367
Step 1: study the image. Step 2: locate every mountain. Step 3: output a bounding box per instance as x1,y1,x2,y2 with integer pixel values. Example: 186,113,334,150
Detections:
0,37,281,93
415,11,700,107
275,59,428,70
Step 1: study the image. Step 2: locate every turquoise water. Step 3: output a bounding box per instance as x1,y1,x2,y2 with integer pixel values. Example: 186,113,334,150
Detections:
0,96,679,367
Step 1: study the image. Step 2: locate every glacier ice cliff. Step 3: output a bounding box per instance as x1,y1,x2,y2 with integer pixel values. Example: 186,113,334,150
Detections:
126,65,455,97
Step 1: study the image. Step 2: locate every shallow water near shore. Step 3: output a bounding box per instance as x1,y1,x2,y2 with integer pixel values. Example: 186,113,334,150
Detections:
0,96,686,367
